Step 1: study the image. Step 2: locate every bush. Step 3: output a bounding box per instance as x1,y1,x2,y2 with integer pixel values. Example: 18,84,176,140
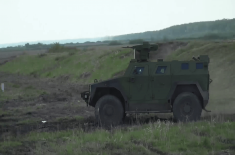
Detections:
109,41,122,45
48,43,65,53
129,39,144,44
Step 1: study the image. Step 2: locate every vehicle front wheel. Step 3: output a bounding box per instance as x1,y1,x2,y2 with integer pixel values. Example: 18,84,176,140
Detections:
173,92,202,122
95,95,124,127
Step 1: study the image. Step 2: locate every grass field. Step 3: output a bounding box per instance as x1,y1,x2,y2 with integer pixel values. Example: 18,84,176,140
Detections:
0,82,46,102
1,115,235,155
0,41,235,155
0,45,133,84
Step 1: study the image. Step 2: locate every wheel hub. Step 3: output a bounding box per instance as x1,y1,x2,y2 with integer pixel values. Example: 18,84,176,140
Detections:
104,105,114,116
183,102,191,113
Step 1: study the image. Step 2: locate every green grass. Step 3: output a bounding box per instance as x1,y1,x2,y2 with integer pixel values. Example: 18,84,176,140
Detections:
0,82,46,102
0,108,11,116
16,118,40,125
0,54,56,75
1,119,234,155
90,49,132,82
0,141,22,151
55,115,84,122
0,47,133,84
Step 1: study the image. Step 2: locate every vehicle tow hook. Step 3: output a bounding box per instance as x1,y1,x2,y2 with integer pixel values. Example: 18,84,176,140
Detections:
203,108,211,112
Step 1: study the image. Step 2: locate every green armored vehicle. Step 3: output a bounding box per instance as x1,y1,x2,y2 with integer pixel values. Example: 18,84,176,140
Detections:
81,42,212,126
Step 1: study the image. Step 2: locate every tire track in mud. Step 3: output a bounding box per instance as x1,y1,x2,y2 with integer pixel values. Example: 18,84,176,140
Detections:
0,115,161,138
1,113,234,140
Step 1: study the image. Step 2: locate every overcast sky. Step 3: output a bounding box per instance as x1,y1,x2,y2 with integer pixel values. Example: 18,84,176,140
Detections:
0,0,235,44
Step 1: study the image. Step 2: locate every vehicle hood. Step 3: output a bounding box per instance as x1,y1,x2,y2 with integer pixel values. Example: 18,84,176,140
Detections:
90,76,123,86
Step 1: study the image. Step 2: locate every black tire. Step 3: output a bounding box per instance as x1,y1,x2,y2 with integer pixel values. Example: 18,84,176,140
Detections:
173,92,202,122
95,95,124,127
123,113,127,120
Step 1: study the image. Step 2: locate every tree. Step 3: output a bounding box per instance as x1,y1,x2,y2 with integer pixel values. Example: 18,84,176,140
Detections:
25,43,30,48
109,41,122,45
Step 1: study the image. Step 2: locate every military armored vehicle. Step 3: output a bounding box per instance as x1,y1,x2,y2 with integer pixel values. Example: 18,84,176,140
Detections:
81,42,212,126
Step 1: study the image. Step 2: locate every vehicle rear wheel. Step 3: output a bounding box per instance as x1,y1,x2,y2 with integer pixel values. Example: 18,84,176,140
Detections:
95,95,124,127
173,92,202,122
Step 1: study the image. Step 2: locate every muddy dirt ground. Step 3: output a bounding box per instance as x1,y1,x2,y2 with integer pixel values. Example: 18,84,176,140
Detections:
0,72,93,123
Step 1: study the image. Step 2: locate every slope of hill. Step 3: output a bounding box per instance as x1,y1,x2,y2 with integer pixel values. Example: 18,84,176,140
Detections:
0,42,186,84
112,19,235,41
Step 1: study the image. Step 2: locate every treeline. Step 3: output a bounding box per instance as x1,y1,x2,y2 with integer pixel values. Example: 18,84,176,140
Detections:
0,43,53,52
0,41,101,52
108,39,146,45
111,19,235,41
1,19,235,52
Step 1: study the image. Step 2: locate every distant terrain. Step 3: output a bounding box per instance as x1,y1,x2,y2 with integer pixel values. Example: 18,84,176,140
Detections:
1,18,234,50
112,18,235,41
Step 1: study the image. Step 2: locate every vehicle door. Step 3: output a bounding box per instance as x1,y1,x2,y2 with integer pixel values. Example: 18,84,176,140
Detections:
129,65,151,111
151,64,171,101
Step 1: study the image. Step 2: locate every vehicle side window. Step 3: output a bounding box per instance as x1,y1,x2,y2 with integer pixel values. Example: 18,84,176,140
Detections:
181,63,189,70
133,67,145,75
156,66,167,74
196,63,203,69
